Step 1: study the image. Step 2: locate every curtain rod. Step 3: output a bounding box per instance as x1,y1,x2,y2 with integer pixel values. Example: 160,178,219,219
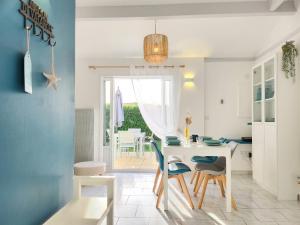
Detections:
88,65,185,70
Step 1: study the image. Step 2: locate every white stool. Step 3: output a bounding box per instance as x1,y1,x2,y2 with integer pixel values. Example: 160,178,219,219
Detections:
74,161,106,176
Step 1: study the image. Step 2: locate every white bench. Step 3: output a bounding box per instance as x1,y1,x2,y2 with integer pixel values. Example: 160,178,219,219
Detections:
44,176,115,225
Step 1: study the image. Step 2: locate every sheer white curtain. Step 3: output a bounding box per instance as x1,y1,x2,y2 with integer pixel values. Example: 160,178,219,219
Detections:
130,65,183,139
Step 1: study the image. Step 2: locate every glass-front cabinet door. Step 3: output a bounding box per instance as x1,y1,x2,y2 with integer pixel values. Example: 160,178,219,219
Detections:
264,58,276,123
252,56,276,124
253,65,263,122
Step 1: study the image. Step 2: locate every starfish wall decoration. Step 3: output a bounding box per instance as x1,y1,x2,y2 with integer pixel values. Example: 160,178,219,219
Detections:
43,45,61,90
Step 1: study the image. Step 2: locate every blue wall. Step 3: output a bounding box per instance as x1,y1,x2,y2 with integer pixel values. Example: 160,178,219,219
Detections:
0,1,75,224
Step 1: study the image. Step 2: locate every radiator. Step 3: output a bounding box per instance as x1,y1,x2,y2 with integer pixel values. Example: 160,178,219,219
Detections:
75,109,94,162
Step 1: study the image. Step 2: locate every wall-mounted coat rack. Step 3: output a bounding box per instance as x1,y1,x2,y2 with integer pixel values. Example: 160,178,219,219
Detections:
19,0,56,47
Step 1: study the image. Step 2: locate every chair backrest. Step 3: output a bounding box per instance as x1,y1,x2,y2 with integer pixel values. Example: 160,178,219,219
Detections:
151,141,164,171
128,128,141,134
118,131,136,144
214,141,238,170
219,137,226,143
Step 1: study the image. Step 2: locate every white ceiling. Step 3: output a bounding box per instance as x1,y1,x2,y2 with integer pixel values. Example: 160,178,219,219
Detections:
76,16,297,59
76,0,300,59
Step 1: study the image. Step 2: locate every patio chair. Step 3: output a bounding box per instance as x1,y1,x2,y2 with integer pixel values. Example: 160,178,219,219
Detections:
128,128,142,134
128,128,145,156
117,131,138,156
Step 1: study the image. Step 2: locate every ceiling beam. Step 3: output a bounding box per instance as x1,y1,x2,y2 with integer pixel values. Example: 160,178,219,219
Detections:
269,0,287,11
76,1,297,20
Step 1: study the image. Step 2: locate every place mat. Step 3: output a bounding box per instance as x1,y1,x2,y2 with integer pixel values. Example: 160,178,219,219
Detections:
166,136,178,140
166,139,181,146
200,136,213,141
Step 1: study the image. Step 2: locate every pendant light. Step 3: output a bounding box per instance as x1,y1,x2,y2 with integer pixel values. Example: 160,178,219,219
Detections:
144,20,168,64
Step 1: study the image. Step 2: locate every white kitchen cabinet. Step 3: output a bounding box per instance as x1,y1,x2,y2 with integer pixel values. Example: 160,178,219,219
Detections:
252,56,278,196
252,52,300,200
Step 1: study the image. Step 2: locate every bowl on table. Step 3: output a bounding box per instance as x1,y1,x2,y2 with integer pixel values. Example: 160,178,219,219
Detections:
199,136,213,142
166,139,181,146
204,139,222,146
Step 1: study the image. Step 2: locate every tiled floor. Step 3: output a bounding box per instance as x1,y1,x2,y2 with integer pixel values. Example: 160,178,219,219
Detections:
83,173,300,225
114,152,157,170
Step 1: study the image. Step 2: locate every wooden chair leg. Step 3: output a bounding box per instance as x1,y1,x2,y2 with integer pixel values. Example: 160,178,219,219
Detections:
153,165,160,193
155,174,163,196
194,172,204,197
190,171,197,184
217,176,225,197
176,176,184,192
156,178,164,208
232,196,238,211
178,174,195,209
193,172,200,192
198,174,210,209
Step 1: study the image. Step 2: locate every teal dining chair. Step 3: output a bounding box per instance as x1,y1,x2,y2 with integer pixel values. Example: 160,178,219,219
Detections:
194,141,238,210
151,141,194,209
151,141,181,195
190,137,228,186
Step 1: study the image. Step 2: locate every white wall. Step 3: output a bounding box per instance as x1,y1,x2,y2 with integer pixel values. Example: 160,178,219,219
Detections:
204,60,253,139
256,3,300,58
75,58,101,161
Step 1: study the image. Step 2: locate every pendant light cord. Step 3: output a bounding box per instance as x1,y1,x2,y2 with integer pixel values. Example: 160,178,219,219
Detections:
154,19,157,34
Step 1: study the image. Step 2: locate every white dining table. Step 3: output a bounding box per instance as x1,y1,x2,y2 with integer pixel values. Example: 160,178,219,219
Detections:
162,141,232,212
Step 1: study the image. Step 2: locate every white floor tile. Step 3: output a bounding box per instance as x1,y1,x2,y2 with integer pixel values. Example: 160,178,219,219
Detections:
245,222,277,225
83,173,300,224
279,209,300,222
116,218,149,225
252,209,288,222
115,205,138,217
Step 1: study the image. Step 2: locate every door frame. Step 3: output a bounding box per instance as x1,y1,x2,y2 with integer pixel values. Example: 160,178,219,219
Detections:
99,77,115,170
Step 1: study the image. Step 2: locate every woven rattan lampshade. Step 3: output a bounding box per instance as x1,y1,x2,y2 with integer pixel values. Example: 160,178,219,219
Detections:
144,21,168,64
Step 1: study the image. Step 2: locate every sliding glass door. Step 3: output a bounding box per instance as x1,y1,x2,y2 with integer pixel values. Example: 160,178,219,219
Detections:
100,76,174,171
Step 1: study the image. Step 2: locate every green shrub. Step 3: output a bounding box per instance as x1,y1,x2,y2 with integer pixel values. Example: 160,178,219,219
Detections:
105,103,160,152
118,103,152,136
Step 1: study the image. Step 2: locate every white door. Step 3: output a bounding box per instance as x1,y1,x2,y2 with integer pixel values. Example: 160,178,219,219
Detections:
100,78,115,170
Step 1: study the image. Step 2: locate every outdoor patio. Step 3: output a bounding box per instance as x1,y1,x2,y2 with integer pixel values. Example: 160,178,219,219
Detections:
114,152,157,170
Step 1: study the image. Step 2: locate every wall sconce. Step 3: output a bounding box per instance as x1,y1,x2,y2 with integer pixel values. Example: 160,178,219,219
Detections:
184,72,195,88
